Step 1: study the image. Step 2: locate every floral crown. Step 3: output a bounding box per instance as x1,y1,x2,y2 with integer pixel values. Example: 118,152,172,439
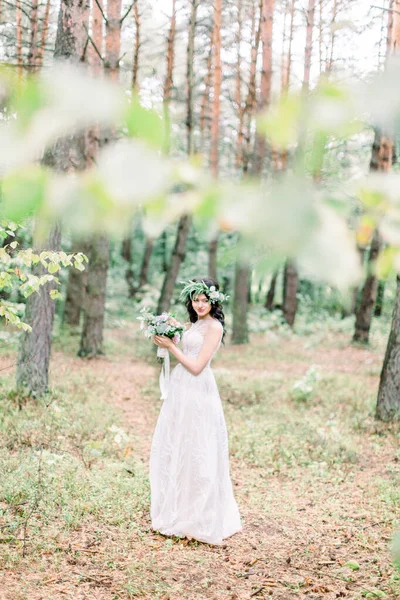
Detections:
179,279,229,304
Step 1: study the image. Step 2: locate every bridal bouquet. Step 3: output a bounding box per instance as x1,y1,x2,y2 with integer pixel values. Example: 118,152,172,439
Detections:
137,307,184,361
137,308,184,401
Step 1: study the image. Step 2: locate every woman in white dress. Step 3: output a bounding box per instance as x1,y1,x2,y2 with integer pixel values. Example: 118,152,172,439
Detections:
150,277,242,545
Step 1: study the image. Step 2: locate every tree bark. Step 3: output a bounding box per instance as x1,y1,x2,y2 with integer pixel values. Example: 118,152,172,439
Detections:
79,235,109,356
200,46,212,150
235,0,244,170
16,0,89,396
16,0,23,77
63,240,89,327
243,0,261,174
186,0,198,156
265,269,278,311
163,0,176,151
353,230,382,343
105,0,122,81
16,226,61,395
252,0,274,174
28,0,40,71
375,0,400,421
282,260,298,327
376,276,400,421
208,234,218,280
374,280,385,317
35,0,52,70
157,214,192,314
210,0,222,177
231,261,250,344
327,0,337,73
303,0,316,92
132,1,140,90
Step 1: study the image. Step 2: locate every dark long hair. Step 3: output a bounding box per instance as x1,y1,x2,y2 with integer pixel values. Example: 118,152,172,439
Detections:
184,277,226,342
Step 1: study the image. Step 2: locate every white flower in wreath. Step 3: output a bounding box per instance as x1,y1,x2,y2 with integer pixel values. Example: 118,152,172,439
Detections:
209,286,216,292
210,291,219,301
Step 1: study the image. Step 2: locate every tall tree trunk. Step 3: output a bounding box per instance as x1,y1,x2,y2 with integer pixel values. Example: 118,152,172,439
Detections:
208,0,223,279
200,46,212,150
157,214,192,314
16,226,61,395
186,0,198,156
231,260,250,344
353,3,395,343
327,0,337,73
79,235,109,356
132,1,140,90
159,230,168,273
163,0,176,151
232,0,274,344
252,0,274,174
243,0,261,174
16,0,23,78
17,0,89,395
63,240,89,327
28,0,40,71
303,0,316,92
235,0,244,170
105,0,122,81
35,0,52,69
265,269,278,310
375,0,400,421
210,0,222,176
282,261,298,326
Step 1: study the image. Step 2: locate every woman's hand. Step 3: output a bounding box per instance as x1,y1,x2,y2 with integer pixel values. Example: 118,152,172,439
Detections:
153,335,174,349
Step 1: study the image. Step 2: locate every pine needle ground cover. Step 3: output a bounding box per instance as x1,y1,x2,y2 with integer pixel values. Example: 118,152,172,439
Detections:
0,324,399,600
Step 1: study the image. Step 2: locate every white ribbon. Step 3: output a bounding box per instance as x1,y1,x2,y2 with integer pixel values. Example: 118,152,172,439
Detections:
157,347,170,401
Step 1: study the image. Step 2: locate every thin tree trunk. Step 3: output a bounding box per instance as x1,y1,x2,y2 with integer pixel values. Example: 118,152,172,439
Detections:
243,0,261,174
303,0,316,92
252,0,274,174
16,0,23,77
132,1,140,90
79,235,109,356
208,235,218,280
210,0,222,177
282,261,298,326
159,230,168,273
163,0,176,151
327,0,337,73
374,280,385,317
36,0,52,69
157,214,192,314
200,46,213,149
235,0,244,170
353,230,382,343
186,0,198,156
138,238,153,290
265,269,278,310
28,0,40,71
80,0,121,356
231,260,250,344
17,0,89,395
318,0,323,74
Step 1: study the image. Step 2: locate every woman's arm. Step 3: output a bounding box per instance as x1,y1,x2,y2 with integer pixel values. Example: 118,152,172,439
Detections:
154,321,222,376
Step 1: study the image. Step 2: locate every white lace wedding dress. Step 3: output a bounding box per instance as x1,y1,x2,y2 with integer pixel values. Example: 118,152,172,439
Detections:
150,317,242,545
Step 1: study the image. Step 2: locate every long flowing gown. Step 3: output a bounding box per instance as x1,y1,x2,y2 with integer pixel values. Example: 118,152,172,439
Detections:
149,317,242,545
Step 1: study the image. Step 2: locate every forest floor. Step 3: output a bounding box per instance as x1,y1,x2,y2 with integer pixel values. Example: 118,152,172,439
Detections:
1,323,400,600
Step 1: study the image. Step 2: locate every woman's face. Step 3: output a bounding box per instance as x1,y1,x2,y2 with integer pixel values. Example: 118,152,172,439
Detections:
192,293,211,318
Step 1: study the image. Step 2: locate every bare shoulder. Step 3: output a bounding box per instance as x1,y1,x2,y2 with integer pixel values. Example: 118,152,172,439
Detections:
209,318,223,332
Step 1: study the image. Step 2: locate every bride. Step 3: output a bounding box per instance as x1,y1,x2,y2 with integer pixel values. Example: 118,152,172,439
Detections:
150,277,242,545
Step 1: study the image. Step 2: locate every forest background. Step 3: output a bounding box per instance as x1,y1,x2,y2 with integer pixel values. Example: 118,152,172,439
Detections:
1,1,400,599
